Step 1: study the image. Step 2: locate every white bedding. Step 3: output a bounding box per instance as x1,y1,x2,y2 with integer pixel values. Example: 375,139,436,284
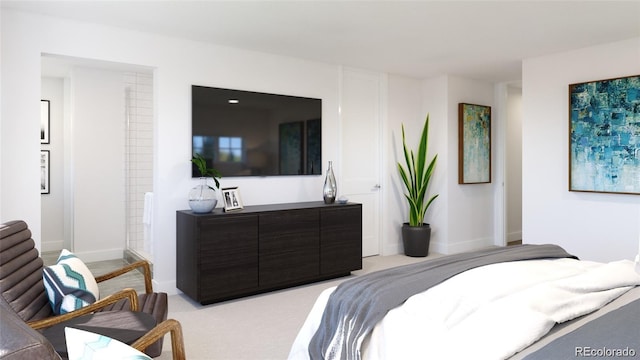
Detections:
289,258,640,360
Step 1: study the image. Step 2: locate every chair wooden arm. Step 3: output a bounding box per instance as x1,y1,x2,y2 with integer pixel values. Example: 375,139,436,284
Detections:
131,319,186,360
94,260,153,294
27,288,139,330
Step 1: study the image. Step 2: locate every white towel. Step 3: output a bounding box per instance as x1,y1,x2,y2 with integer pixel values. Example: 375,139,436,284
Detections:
143,192,154,257
143,192,153,225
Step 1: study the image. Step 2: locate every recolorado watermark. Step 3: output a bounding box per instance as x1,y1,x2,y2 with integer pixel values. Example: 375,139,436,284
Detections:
575,346,637,357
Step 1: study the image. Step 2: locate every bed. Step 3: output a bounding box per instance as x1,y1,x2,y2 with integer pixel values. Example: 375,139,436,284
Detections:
288,244,640,360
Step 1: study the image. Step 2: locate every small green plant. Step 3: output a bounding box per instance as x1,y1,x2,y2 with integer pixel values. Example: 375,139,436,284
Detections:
191,153,221,189
397,114,438,227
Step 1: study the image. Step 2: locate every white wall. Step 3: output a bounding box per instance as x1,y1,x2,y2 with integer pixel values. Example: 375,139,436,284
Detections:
446,76,496,253
2,9,513,294
71,67,126,260
384,75,427,255
523,37,640,262
506,86,522,242
411,75,496,254
41,77,65,252
1,10,43,237
384,74,497,255
0,10,341,293
421,76,449,253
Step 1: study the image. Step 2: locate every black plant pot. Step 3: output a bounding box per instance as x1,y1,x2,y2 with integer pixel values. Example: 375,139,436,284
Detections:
402,223,431,257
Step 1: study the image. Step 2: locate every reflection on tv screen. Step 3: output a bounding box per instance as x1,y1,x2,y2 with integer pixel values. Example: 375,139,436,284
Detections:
192,85,322,177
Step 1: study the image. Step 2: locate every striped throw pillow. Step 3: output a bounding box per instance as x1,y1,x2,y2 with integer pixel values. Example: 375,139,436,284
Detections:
43,249,100,314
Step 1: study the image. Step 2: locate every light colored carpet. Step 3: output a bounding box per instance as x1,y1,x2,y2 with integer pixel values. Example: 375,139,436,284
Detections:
158,254,436,360
44,250,438,359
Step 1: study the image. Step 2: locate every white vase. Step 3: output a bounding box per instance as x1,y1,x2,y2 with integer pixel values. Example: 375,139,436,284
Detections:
188,177,218,213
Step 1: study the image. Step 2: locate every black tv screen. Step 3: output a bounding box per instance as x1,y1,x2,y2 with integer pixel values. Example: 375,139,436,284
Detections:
192,85,322,177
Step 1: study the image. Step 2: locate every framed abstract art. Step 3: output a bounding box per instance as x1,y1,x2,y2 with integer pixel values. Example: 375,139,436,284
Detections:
569,75,640,194
458,103,491,184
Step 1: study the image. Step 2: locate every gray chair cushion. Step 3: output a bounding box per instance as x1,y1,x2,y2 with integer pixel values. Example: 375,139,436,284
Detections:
101,292,168,357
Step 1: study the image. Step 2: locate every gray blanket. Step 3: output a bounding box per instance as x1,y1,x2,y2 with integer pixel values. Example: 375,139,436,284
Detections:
308,244,577,360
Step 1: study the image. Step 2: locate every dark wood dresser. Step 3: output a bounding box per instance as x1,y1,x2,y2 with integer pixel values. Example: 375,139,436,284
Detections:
176,201,362,304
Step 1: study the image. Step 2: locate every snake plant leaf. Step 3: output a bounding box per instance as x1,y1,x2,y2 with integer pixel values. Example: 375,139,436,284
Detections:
397,115,438,227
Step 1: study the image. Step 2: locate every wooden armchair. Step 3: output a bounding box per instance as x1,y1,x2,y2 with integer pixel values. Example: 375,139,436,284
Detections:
0,220,168,358
1,293,186,360
133,319,186,360
26,288,140,330
95,259,154,294
94,259,168,326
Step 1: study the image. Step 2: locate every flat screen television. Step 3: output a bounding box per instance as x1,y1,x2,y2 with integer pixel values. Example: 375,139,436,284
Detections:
192,85,322,177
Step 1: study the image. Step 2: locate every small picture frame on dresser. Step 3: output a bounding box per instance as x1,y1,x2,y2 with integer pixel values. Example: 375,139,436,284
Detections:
221,187,243,212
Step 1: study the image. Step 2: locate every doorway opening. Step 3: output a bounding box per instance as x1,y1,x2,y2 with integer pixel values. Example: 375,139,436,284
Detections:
40,54,154,264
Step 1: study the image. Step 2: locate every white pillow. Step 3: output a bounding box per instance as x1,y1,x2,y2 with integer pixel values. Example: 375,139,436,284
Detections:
43,249,100,314
65,327,152,360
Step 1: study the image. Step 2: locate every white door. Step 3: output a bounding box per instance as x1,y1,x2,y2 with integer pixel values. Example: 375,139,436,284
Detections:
339,68,383,257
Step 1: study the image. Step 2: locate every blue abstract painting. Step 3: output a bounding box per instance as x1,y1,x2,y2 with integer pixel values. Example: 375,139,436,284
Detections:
570,75,640,194
459,103,491,184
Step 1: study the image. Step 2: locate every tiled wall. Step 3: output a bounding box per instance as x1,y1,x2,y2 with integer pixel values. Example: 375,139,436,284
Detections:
124,72,153,260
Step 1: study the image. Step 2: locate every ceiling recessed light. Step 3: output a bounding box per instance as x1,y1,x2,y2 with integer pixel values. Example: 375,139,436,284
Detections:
228,99,239,104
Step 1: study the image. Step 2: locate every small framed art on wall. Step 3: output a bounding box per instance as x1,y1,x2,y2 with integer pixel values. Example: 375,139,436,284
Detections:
41,100,50,144
41,150,50,194
458,103,491,184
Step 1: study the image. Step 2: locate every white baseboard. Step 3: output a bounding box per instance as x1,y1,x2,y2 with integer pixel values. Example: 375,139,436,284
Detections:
384,237,492,257
507,231,522,242
436,236,494,255
381,232,521,258
72,248,124,263
41,240,64,252
155,280,180,295
382,242,403,256
428,240,447,255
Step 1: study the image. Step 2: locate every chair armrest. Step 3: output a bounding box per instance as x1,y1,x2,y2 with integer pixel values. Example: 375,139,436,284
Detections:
27,288,140,330
131,319,186,360
94,260,153,294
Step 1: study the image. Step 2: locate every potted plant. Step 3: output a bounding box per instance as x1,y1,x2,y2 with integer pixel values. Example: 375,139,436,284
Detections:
397,114,438,256
188,153,222,213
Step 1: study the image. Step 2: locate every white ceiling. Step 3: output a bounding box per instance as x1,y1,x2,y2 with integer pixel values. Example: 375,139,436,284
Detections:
4,1,640,82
